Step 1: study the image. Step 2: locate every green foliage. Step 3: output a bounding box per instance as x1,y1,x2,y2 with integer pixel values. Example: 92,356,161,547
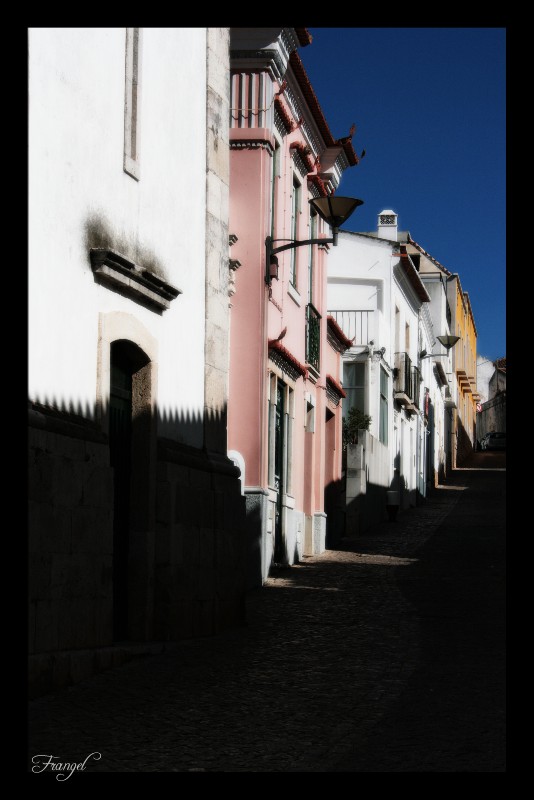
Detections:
342,406,372,448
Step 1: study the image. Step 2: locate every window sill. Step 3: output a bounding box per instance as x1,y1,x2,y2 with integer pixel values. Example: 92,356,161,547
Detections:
287,282,301,306
90,248,181,312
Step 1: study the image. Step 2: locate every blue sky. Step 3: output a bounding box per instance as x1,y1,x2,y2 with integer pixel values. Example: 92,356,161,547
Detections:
301,27,506,362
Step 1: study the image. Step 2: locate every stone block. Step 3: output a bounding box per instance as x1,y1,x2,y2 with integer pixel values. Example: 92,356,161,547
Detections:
207,27,230,92
199,526,215,567
188,467,211,490
85,439,110,467
35,504,72,555
34,599,59,653
172,599,193,639
71,506,111,555
28,450,55,504
51,652,72,691
55,432,85,462
28,601,36,654
192,599,214,637
28,501,42,552
82,464,114,508
175,484,194,525
156,481,172,524
182,525,201,567
69,650,96,685
155,521,170,565
205,327,229,374
29,553,52,601
54,457,84,507
94,595,113,647
197,566,216,601
167,462,190,486
204,365,229,412
169,522,185,566
28,653,54,699
28,427,47,451
224,491,246,530
57,596,97,651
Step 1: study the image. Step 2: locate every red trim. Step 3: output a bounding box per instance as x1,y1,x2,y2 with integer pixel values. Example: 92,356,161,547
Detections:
327,315,354,350
290,141,316,172
295,28,313,47
406,235,452,276
274,97,294,133
307,174,328,197
268,340,308,378
326,374,346,399
335,136,359,167
290,50,359,166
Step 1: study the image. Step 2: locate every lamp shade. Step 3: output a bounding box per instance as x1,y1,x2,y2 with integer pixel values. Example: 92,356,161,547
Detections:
309,196,364,229
436,334,460,351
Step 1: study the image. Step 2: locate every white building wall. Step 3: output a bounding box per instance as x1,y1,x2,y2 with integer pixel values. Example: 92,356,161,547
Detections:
29,28,208,443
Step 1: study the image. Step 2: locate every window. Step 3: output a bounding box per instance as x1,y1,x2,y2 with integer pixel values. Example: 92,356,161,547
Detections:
379,366,388,445
290,177,301,287
342,362,365,418
270,141,280,239
124,27,142,180
307,210,317,304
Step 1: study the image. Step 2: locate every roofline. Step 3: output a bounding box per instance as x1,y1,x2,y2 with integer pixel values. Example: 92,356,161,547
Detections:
398,246,431,303
327,315,354,351
289,50,359,167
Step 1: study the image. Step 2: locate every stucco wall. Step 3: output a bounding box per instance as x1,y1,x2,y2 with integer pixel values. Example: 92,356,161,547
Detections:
29,28,208,445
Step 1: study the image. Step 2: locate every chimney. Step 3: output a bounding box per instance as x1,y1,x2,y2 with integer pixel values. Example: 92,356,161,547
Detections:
377,209,398,241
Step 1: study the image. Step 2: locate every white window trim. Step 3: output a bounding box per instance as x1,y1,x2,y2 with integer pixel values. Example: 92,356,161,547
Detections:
124,27,142,181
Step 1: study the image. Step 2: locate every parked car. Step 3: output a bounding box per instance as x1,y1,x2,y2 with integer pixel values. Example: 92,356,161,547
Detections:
481,432,506,451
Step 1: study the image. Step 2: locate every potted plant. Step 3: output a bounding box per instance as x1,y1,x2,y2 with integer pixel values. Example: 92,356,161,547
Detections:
342,406,372,449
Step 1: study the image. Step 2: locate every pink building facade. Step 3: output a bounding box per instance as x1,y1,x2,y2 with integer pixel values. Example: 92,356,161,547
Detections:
228,29,359,585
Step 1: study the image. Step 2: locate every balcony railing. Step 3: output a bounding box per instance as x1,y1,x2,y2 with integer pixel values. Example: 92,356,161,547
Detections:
394,352,413,404
306,303,321,372
411,365,421,409
327,310,374,346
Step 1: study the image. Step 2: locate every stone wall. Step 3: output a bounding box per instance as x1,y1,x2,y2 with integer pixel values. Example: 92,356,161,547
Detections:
154,438,247,639
28,407,248,698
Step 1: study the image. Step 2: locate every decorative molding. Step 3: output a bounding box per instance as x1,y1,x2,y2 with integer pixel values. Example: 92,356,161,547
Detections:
274,99,294,134
90,248,181,312
230,49,286,81
229,139,274,155
268,340,307,381
327,315,354,352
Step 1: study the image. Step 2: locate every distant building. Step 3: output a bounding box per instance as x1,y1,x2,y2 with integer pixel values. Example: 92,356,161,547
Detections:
227,28,358,584
477,357,506,440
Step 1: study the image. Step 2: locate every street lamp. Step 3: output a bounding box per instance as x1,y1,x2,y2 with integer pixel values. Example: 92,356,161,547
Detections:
419,335,460,359
265,196,364,284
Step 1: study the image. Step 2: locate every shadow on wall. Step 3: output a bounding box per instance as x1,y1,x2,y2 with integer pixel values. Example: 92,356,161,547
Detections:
28,395,247,698
325,451,408,544
456,415,475,467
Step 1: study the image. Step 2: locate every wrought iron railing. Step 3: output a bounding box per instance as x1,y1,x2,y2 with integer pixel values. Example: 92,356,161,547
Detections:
306,303,321,372
327,310,374,346
394,352,413,398
411,365,421,408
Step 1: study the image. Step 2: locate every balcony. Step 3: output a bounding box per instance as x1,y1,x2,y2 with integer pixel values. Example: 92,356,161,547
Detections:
327,310,374,346
394,352,413,406
411,365,421,409
306,303,321,373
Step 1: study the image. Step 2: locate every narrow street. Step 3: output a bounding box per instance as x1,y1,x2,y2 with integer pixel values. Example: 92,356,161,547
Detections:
28,452,506,773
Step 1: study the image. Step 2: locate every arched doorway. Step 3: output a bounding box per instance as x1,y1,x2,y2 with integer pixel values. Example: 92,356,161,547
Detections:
109,339,152,641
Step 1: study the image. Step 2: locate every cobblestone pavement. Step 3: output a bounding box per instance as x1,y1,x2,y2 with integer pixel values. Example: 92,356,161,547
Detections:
28,452,506,773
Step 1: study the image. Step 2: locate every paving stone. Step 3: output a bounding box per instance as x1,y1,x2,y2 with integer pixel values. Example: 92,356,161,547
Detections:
28,452,505,773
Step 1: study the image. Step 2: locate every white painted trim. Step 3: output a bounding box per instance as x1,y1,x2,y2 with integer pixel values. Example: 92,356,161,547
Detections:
123,27,142,181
